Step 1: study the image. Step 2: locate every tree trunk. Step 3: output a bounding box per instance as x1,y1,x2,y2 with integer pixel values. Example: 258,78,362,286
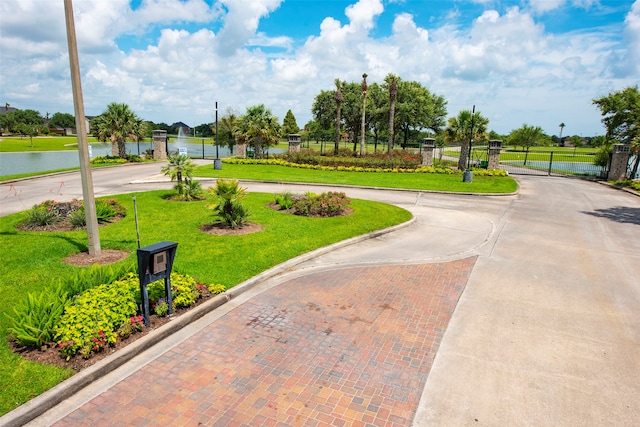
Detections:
458,142,468,170
388,78,397,156
118,139,126,158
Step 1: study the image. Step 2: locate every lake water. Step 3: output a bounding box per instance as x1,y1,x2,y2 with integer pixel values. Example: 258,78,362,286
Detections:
0,142,284,176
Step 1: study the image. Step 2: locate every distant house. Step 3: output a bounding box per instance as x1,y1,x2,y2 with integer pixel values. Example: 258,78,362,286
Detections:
171,122,191,135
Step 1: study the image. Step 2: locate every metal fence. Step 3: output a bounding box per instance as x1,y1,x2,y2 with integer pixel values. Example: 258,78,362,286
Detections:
498,150,607,177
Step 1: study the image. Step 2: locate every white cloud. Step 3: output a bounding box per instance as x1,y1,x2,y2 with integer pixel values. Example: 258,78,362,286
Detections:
215,0,284,56
528,0,566,14
0,0,637,137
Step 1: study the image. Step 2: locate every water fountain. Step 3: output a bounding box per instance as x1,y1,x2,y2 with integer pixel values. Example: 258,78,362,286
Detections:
176,127,188,156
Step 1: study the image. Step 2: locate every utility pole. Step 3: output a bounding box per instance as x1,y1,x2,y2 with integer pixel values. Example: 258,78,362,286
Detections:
64,0,101,256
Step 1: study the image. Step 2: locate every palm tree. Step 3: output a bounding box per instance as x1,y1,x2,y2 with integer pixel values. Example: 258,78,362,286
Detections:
559,122,565,146
93,103,144,158
360,73,368,156
445,109,489,170
161,153,195,195
387,75,397,155
234,104,281,158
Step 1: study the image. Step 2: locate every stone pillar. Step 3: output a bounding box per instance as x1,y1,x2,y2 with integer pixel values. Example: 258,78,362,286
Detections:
288,134,302,153
153,130,167,160
608,144,631,181
236,142,247,158
421,138,435,166
488,139,502,170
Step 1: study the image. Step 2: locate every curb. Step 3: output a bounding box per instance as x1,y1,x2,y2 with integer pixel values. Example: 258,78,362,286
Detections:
0,216,415,427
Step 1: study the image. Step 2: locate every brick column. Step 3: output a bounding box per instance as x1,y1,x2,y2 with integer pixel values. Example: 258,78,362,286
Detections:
152,130,167,160
288,134,302,153
488,139,502,170
421,138,435,166
608,144,631,181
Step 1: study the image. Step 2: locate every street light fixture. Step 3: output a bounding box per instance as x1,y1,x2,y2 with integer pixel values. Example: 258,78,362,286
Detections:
214,101,221,170
463,104,475,183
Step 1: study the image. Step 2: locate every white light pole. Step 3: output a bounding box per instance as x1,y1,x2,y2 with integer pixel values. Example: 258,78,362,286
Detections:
214,101,221,170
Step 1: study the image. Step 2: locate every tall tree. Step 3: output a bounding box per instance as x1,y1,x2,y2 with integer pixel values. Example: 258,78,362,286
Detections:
234,104,281,158
14,109,44,126
216,108,240,151
49,112,76,128
282,110,299,135
366,82,388,152
593,86,640,177
92,103,145,158
393,79,447,147
508,124,548,165
445,109,489,170
334,79,343,155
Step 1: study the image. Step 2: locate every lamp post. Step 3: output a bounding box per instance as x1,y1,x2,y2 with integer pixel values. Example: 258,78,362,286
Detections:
463,105,475,183
214,101,221,170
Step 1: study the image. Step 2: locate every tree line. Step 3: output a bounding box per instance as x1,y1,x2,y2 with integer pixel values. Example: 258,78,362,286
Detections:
2,82,637,175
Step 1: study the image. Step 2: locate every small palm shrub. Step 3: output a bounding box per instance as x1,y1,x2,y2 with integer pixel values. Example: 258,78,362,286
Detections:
293,192,351,217
173,178,205,201
207,179,250,229
162,153,196,195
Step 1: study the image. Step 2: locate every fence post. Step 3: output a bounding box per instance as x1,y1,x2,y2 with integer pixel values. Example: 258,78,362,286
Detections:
153,130,167,160
488,140,502,169
421,138,435,166
608,144,631,181
548,151,554,176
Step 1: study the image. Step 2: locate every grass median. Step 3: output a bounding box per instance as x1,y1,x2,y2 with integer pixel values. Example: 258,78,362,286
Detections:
193,162,518,193
0,189,411,415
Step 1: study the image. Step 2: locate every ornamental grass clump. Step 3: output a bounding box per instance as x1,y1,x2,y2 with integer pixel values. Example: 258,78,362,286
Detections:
19,199,126,230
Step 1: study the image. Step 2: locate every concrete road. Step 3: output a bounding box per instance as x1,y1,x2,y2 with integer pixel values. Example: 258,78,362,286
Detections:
1,163,639,425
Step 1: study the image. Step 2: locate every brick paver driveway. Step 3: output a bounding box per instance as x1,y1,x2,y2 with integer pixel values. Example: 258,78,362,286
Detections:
54,259,475,426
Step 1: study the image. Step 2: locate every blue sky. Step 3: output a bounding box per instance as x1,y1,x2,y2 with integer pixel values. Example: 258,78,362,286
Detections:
1,0,639,137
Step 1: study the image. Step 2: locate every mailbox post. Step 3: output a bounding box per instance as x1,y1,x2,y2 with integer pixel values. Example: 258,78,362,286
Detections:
137,241,178,327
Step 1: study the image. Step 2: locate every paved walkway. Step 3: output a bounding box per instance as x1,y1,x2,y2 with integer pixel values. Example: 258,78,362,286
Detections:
2,163,639,426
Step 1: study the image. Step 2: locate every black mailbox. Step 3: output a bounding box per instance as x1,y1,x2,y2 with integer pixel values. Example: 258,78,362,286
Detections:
137,241,178,327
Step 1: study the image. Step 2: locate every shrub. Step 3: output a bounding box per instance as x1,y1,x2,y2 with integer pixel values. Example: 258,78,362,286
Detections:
207,179,250,229
154,300,169,317
90,155,127,165
54,274,139,359
274,192,294,210
293,192,351,217
8,284,68,347
147,272,201,309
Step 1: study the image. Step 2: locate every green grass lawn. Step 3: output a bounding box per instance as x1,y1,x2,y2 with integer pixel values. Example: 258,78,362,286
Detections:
193,162,518,193
0,190,411,415
0,135,103,152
